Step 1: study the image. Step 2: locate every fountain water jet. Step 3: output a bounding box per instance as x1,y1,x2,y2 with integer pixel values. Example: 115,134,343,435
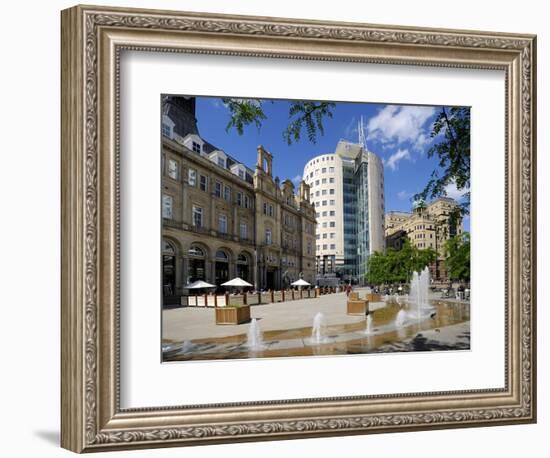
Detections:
395,309,407,328
311,312,325,344
409,266,433,321
364,314,374,335
247,318,264,350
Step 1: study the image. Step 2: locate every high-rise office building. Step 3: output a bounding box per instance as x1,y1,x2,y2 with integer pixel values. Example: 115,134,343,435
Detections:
303,140,385,285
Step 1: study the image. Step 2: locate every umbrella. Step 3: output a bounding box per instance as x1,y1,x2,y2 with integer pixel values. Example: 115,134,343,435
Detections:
291,279,311,287
221,277,253,287
185,280,216,289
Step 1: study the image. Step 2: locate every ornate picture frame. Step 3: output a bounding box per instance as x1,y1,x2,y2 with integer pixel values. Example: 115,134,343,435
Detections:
61,4,536,453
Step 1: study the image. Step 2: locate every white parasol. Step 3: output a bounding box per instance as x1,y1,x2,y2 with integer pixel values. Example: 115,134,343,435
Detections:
221,277,253,287
185,280,216,289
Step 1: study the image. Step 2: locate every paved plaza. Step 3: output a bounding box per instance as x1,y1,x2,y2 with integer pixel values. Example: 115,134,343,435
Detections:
163,288,381,342
162,289,470,361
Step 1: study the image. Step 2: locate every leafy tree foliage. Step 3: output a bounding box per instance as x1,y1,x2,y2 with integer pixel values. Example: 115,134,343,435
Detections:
221,99,335,145
366,240,437,285
444,232,470,282
282,101,336,145
415,107,471,215
222,98,266,135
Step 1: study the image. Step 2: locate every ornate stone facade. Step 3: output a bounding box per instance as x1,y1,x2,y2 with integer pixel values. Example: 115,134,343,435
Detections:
385,198,464,282
161,97,316,303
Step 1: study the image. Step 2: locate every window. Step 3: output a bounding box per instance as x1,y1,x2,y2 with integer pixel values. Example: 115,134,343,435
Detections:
224,185,231,202
216,250,228,260
218,214,227,233
322,167,327,173
217,157,225,168
330,233,335,239
322,189,327,195
330,210,335,216
329,221,335,228
188,168,197,186
192,206,203,227
323,244,327,250
263,202,267,215
322,178,327,184
329,178,335,183
238,169,245,179
237,192,242,206
323,233,327,239
329,200,335,205
322,200,327,206
315,180,319,186
265,228,272,245
329,167,335,173
316,212,320,218
162,240,175,255
161,123,171,137
322,222,327,228
167,159,178,179
322,211,327,217
162,195,173,219
188,245,204,257
330,244,336,250
240,222,248,240
329,189,335,195
316,234,320,240
192,141,201,153
315,191,320,197
269,204,274,217
214,181,222,198
307,241,312,255
244,195,251,209
199,175,208,192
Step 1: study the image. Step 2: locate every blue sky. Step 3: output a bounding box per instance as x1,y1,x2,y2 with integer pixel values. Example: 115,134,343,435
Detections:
194,97,470,231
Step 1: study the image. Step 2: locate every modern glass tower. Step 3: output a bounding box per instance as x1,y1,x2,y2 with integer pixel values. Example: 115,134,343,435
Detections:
303,140,384,285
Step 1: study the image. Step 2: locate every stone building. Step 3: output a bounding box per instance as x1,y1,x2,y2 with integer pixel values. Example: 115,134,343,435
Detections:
385,197,464,282
161,96,316,304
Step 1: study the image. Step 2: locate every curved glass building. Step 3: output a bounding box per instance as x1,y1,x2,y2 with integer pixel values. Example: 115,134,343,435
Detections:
303,141,385,285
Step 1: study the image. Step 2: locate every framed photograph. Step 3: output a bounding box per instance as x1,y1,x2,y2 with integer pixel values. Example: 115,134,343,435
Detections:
61,4,537,453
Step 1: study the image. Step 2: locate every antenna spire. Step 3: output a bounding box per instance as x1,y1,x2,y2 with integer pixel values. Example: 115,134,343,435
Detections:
358,115,368,150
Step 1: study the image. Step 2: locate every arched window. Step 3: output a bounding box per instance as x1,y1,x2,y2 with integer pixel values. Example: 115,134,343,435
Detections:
214,250,230,286
162,239,176,255
236,252,250,283
188,244,206,284
188,245,205,257
162,239,176,300
215,250,228,261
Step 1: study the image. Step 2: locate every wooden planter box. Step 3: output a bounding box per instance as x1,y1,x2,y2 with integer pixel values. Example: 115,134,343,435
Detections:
347,300,368,315
348,292,359,301
366,293,382,303
215,305,251,325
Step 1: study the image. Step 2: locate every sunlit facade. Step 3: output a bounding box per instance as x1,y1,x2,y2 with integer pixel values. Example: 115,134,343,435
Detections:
303,140,385,285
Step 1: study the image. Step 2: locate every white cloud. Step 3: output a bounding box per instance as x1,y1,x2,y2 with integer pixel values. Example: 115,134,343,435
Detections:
367,105,436,151
385,149,411,171
292,175,302,185
444,181,469,200
397,190,413,200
